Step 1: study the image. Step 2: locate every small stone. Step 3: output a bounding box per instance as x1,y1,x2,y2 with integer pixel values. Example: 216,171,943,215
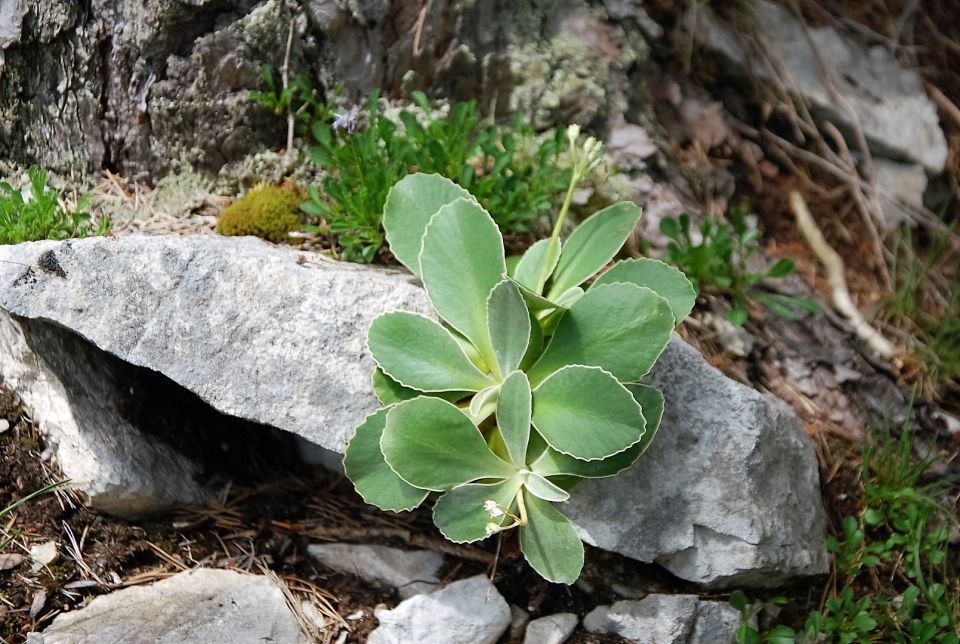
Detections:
0,553,24,570
308,543,444,599
509,605,530,640
29,541,58,573
368,575,511,644
584,595,739,644
523,613,578,644
0,419,9,433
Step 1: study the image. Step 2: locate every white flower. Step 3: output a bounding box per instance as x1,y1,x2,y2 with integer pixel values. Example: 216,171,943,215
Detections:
484,522,502,537
566,123,581,146
483,500,504,517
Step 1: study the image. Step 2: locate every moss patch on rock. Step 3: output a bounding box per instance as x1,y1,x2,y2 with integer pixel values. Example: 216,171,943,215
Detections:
216,184,302,243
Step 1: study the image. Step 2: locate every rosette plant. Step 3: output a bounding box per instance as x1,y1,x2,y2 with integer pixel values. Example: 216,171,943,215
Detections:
343,128,695,583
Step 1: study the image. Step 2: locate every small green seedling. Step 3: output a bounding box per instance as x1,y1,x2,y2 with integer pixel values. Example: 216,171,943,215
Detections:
0,167,108,245
343,127,694,583
660,208,816,324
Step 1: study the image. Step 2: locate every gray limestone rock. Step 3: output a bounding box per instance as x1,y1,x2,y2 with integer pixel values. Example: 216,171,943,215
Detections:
26,568,308,644
0,235,432,456
871,159,929,229
566,338,829,588
368,575,511,644
583,595,739,644
307,543,444,599
524,612,579,644
0,308,207,517
690,0,947,173
0,235,827,587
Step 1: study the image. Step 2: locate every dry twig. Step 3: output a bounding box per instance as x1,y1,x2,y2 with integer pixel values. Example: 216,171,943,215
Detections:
790,191,897,361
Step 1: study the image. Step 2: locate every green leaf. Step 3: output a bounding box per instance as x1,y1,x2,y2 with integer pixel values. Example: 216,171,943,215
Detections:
521,471,569,502
766,258,795,278
468,384,499,424
765,625,797,644
514,238,560,295
532,365,645,461
592,258,696,324
520,310,544,368
497,371,532,466
530,384,663,478
528,283,675,385
381,397,516,491
368,312,493,393
372,368,419,405
519,492,584,584
728,306,749,325
512,279,562,312
343,408,429,512
547,202,643,299
420,198,507,363
729,590,748,613
432,476,523,543
486,279,531,378
382,173,476,275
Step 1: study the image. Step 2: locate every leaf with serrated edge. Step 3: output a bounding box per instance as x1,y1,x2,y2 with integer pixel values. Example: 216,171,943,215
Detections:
528,283,674,386
382,173,475,276
519,491,584,584
420,198,506,364
513,238,560,294
433,475,523,543
531,384,664,478
521,471,569,502
486,280,531,379
593,258,695,324
496,371,531,466
547,201,642,299
343,408,428,512
531,365,645,461
381,397,517,491
369,312,494,393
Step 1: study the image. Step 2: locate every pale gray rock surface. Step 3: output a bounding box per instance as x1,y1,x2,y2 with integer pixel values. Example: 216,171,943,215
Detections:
368,575,511,644
307,543,444,599
566,338,829,588
523,612,578,644
0,236,827,586
691,0,947,172
583,595,739,644
0,235,433,456
26,568,308,644
0,308,207,517
872,159,928,229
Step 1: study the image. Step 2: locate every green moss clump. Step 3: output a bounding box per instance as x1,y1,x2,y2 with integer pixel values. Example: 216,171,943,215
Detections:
216,184,302,243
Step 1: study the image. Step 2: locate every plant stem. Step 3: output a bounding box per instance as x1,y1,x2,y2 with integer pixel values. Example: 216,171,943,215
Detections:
534,169,577,294
516,487,529,527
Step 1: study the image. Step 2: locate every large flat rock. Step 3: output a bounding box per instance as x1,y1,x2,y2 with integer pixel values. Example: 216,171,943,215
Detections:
0,235,432,455
0,235,827,586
